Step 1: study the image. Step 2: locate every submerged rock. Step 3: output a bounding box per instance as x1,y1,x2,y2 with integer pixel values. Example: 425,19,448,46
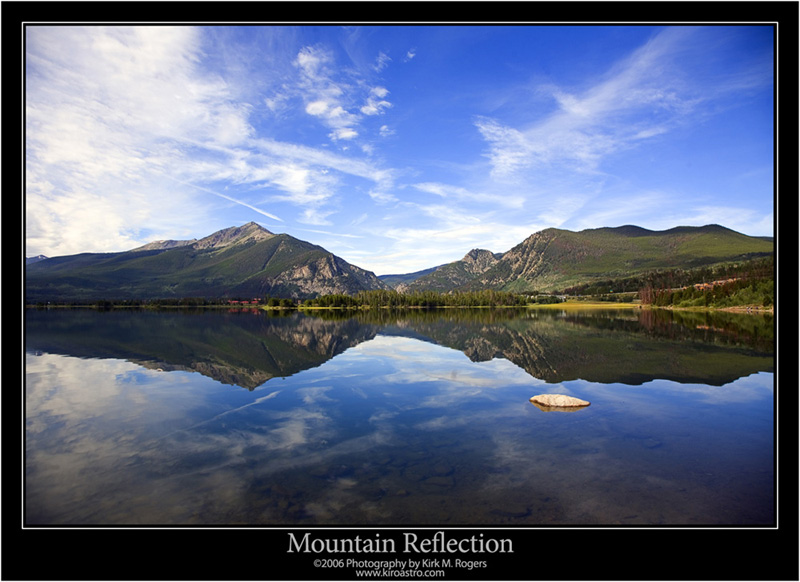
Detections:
529,394,590,411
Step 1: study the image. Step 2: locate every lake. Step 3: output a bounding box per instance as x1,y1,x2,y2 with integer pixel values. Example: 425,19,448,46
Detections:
24,306,775,526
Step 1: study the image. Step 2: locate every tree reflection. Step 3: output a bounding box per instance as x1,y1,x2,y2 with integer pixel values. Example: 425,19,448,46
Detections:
25,306,774,389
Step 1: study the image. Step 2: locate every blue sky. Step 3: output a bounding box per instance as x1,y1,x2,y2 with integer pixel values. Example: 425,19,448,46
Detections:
25,24,775,275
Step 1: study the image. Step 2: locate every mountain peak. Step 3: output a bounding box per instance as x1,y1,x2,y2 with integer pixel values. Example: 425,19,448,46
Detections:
193,222,275,250
26,255,49,265
26,222,388,301
462,248,495,261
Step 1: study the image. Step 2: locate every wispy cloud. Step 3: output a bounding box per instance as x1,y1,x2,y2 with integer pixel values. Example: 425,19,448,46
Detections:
24,25,774,271
25,26,398,253
476,27,766,180
465,26,774,244
361,86,392,116
25,26,258,254
294,44,393,143
413,182,525,209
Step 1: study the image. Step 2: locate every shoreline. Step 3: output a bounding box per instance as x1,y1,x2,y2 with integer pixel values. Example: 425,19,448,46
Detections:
640,303,774,315
25,301,773,315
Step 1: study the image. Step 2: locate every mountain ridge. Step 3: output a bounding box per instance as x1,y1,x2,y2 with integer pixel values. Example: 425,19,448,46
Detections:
382,223,773,294
26,255,48,265
26,222,773,301
26,222,390,301
386,248,502,293
130,222,274,252
462,223,773,293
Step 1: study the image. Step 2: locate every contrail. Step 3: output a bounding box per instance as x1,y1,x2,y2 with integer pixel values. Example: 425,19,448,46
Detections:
152,390,283,443
163,175,283,222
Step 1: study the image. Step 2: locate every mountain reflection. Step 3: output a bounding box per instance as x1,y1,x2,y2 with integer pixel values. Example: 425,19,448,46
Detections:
25,307,774,389
25,309,380,389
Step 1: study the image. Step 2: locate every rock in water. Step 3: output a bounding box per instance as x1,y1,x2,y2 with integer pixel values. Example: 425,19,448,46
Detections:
529,394,590,411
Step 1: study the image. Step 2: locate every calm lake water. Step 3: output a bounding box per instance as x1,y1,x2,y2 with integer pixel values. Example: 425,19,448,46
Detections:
24,307,775,526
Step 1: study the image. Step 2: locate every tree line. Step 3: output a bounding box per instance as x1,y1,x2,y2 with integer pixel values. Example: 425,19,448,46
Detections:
639,276,774,308
302,289,551,308
632,257,774,308
561,257,773,297
31,290,560,310
29,256,774,310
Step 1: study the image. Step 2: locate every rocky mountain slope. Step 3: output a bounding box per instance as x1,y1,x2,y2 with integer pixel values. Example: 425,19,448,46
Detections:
388,249,503,293
25,222,389,301
461,224,773,293
26,222,773,302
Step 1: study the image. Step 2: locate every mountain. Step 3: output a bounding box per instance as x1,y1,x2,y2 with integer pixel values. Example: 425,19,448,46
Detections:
26,308,380,390
26,308,774,390
462,224,774,293
379,265,442,289
389,249,503,293
131,239,197,251
26,222,774,302
25,222,390,302
26,255,48,265
380,308,773,386
381,224,773,296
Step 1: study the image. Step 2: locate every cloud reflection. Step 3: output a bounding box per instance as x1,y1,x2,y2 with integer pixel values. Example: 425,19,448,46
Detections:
25,329,774,525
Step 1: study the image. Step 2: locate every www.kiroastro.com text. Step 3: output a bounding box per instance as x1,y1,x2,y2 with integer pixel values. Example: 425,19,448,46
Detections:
287,531,513,554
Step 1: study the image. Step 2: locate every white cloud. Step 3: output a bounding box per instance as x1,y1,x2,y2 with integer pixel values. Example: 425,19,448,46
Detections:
299,207,337,226
306,100,330,116
25,27,404,256
330,127,359,141
374,52,392,72
293,45,395,150
474,117,535,178
25,26,258,256
24,25,773,268
361,86,392,116
474,27,752,179
294,45,365,144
